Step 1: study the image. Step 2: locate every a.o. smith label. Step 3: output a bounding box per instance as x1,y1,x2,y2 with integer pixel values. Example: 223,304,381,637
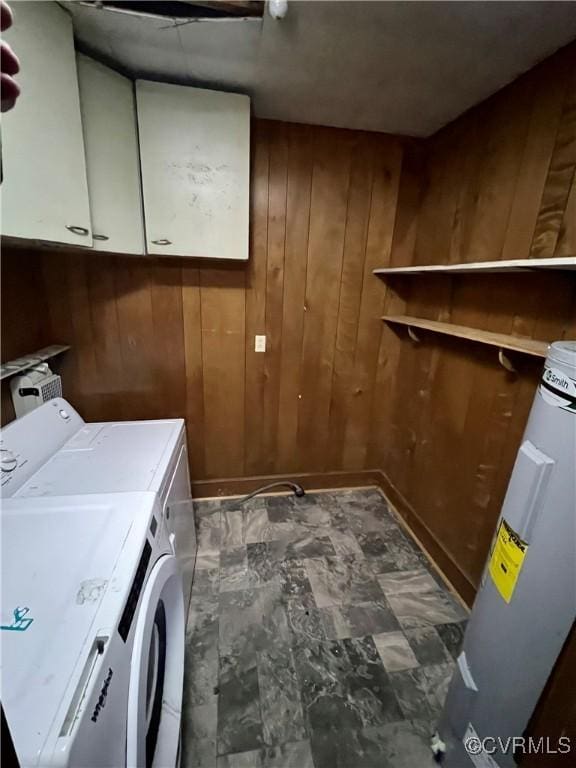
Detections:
539,366,576,413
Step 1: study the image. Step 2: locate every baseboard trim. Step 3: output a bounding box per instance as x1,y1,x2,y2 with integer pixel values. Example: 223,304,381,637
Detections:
376,470,477,607
192,467,477,607
192,469,383,499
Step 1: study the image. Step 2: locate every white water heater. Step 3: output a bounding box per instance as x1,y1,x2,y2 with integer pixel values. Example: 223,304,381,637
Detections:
438,340,576,767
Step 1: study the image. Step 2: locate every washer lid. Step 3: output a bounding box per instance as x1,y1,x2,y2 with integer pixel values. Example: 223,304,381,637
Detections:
16,419,184,497
0,493,150,766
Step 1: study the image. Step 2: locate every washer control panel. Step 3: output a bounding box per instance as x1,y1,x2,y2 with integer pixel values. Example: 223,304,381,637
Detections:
0,399,84,496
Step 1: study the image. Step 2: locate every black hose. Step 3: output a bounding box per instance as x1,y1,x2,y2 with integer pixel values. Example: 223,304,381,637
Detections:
226,481,306,509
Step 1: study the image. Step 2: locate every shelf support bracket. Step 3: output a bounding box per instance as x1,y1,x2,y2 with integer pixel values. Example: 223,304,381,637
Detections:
407,326,421,344
498,348,516,373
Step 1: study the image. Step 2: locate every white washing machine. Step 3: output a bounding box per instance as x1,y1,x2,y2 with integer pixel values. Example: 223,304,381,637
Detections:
1,398,197,611
0,399,198,767
2,492,184,768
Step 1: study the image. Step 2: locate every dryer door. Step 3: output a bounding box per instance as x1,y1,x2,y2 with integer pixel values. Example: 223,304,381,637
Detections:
126,555,185,768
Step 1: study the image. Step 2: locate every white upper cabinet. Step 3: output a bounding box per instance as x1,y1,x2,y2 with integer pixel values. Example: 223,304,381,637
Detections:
136,81,250,260
77,55,144,255
1,2,92,247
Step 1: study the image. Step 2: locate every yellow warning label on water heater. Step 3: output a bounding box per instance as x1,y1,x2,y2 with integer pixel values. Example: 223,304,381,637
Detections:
489,519,528,604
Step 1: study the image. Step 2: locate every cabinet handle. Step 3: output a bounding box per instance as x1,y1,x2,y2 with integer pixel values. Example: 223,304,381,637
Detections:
66,225,90,236
93,234,109,241
151,238,172,246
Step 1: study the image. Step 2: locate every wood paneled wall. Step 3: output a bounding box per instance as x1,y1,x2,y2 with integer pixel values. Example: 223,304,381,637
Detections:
371,43,576,598
1,121,406,484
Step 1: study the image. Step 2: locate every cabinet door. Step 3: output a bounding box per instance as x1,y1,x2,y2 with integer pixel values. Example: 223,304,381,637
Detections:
1,2,92,246
136,81,250,260
77,55,144,255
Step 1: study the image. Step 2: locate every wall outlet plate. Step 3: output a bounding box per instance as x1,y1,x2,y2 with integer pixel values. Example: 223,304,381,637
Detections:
255,335,266,352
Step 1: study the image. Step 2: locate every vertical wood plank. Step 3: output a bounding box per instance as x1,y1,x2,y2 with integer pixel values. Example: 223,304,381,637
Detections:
1,249,49,358
149,259,187,420
555,178,576,258
326,133,373,469
342,136,403,469
262,122,288,473
200,267,246,478
276,124,314,472
67,253,99,419
113,256,157,421
40,251,80,408
412,131,453,265
453,113,488,264
85,252,124,418
530,54,576,258
244,121,269,473
501,53,568,261
367,284,407,470
369,144,424,468
181,265,206,479
388,142,424,268
297,128,353,471
465,82,533,262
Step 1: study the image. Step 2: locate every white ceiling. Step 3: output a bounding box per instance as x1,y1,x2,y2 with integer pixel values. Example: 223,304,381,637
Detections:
65,0,576,137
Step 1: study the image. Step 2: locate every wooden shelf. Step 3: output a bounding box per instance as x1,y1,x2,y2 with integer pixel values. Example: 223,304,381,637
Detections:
374,256,576,276
382,315,549,358
0,345,71,381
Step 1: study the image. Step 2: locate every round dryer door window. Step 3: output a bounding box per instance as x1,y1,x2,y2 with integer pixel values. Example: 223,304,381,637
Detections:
127,555,185,768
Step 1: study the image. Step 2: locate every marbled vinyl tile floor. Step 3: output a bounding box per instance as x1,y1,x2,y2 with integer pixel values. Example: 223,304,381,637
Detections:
182,488,468,768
